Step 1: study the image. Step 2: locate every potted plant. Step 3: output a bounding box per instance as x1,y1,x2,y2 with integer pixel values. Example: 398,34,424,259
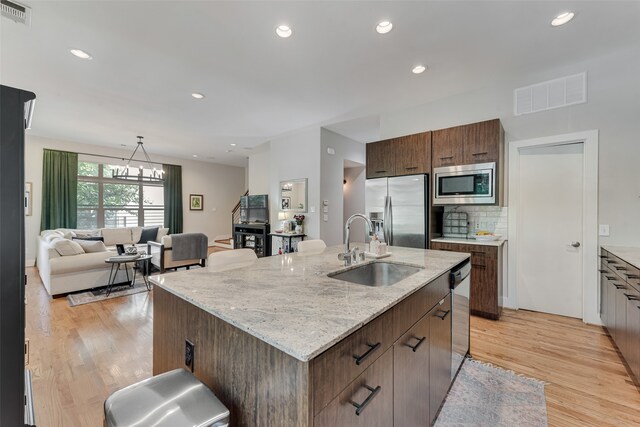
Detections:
293,214,305,234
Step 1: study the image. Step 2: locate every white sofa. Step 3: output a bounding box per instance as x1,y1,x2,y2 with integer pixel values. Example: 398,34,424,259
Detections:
37,226,168,296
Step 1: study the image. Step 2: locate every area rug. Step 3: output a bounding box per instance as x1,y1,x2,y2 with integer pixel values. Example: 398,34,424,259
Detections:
66,282,152,307
435,358,548,427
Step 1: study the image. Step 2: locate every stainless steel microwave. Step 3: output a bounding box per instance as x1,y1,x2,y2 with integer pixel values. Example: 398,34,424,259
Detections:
433,162,496,205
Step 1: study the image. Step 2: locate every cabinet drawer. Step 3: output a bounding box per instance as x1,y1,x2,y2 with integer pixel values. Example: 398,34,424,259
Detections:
392,273,449,341
312,309,394,415
314,348,393,427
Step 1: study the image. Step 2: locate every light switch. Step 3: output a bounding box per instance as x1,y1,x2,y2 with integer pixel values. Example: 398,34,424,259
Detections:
323,200,329,206
599,224,610,236
323,214,328,222
323,206,328,213
310,206,316,213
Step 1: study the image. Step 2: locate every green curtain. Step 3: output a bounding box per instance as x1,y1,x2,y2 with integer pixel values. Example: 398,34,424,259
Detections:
40,149,78,231
163,164,183,234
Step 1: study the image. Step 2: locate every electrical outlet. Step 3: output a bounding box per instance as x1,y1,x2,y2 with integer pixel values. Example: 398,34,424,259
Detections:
185,340,195,372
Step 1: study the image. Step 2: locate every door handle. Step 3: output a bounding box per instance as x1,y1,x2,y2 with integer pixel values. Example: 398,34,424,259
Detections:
570,242,581,248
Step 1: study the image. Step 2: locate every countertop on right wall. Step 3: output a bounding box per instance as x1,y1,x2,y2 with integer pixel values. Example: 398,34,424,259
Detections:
602,245,640,269
431,237,507,247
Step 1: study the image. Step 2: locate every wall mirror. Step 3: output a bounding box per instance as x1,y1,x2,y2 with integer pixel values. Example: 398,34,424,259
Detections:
279,178,307,213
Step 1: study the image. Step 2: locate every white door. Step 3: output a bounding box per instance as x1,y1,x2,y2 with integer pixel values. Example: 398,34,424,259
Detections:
516,143,584,318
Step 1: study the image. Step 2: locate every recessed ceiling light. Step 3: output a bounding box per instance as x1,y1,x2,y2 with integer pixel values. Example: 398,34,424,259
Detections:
276,25,292,38
70,49,93,60
192,154,198,158
191,93,205,99
230,143,237,147
412,65,426,74
376,21,393,34
551,11,575,26
226,149,233,153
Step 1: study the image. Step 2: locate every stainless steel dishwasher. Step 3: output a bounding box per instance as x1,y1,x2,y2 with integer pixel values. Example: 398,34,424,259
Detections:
450,260,471,380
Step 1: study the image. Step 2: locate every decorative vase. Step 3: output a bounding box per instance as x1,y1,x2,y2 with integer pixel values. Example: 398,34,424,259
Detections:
295,224,302,234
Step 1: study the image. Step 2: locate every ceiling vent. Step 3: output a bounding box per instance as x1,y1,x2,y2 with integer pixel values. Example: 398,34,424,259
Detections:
1,0,31,26
514,72,586,116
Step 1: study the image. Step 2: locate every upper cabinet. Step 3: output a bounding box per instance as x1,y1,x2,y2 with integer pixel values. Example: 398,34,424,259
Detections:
432,119,503,168
366,132,431,179
366,139,396,178
394,132,431,177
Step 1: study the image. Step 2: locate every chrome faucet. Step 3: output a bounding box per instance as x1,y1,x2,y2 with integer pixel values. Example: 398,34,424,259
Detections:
339,213,375,266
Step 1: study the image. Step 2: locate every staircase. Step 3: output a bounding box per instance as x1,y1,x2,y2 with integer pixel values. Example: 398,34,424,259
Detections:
231,190,249,227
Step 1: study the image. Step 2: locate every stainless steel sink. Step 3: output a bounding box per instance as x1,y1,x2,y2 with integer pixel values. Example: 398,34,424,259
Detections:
328,262,423,287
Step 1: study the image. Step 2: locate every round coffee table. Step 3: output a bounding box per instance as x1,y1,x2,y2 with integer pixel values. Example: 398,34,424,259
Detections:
132,255,153,291
105,255,152,296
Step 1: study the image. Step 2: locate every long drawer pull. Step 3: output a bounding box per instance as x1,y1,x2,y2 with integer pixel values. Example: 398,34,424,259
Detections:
375,170,387,174
436,309,451,320
440,156,454,160
625,274,640,279
604,275,616,280
353,342,381,366
472,152,488,156
471,264,486,269
624,294,640,301
471,251,486,256
614,284,626,290
599,255,608,259
405,166,418,170
613,265,627,271
405,336,427,352
351,385,381,416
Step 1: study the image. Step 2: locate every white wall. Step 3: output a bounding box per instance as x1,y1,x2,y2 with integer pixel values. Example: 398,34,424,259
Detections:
380,44,640,246
247,142,271,195
320,128,366,246
266,128,322,238
343,166,366,244
25,135,246,264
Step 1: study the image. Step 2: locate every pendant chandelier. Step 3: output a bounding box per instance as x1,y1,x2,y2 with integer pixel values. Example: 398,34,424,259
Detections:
112,136,164,183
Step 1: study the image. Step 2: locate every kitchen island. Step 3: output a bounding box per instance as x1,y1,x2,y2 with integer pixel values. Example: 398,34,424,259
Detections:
151,245,469,426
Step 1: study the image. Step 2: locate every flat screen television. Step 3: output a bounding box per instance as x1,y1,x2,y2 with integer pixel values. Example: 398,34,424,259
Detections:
239,194,269,223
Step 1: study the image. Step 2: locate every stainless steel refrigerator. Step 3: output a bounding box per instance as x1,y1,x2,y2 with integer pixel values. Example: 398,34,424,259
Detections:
365,174,429,249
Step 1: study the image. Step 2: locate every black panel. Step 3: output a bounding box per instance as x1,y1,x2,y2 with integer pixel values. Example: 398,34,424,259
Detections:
1,85,35,427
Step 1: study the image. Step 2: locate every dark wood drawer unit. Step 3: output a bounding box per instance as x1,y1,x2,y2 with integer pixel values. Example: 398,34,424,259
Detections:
600,247,640,385
391,272,449,340
394,132,432,176
431,241,503,320
429,295,452,424
366,139,396,178
312,309,394,415
314,349,393,427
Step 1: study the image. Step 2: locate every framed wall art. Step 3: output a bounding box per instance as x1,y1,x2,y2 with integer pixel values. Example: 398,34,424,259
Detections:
190,194,203,211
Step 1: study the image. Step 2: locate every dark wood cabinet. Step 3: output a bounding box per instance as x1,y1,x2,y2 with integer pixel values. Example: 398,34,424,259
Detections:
431,241,503,320
394,132,432,176
366,139,396,178
393,312,431,426
432,119,502,168
432,126,465,168
315,349,394,427
429,295,452,424
463,120,501,165
600,248,640,386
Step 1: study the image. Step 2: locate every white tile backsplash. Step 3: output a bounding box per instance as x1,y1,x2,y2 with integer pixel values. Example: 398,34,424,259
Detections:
443,206,508,238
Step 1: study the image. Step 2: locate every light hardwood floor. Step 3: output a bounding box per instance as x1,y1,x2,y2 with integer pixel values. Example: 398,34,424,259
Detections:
25,267,640,426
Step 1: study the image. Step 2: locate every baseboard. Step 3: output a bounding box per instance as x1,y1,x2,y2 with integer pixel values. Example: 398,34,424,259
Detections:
26,258,35,267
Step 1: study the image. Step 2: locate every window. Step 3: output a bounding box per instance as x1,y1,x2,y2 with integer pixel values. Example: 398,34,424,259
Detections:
77,161,164,229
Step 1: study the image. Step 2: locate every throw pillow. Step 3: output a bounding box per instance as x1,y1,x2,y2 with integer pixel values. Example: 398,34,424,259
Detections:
72,236,104,242
138,227,159,244
53,239,85,256
75,239,108,253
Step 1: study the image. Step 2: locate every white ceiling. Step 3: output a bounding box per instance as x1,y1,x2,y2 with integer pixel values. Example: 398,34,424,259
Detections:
2,1,639,166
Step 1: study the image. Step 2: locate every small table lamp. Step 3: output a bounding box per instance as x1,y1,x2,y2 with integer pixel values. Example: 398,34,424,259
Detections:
278,212,288,232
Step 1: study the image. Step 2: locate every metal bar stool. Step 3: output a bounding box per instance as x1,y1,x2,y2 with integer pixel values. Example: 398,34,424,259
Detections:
104,368,229,427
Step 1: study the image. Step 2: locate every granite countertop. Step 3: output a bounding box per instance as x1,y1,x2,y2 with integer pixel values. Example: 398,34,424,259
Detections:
602,246,640,270
150,245,468,362
431,237,507,247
